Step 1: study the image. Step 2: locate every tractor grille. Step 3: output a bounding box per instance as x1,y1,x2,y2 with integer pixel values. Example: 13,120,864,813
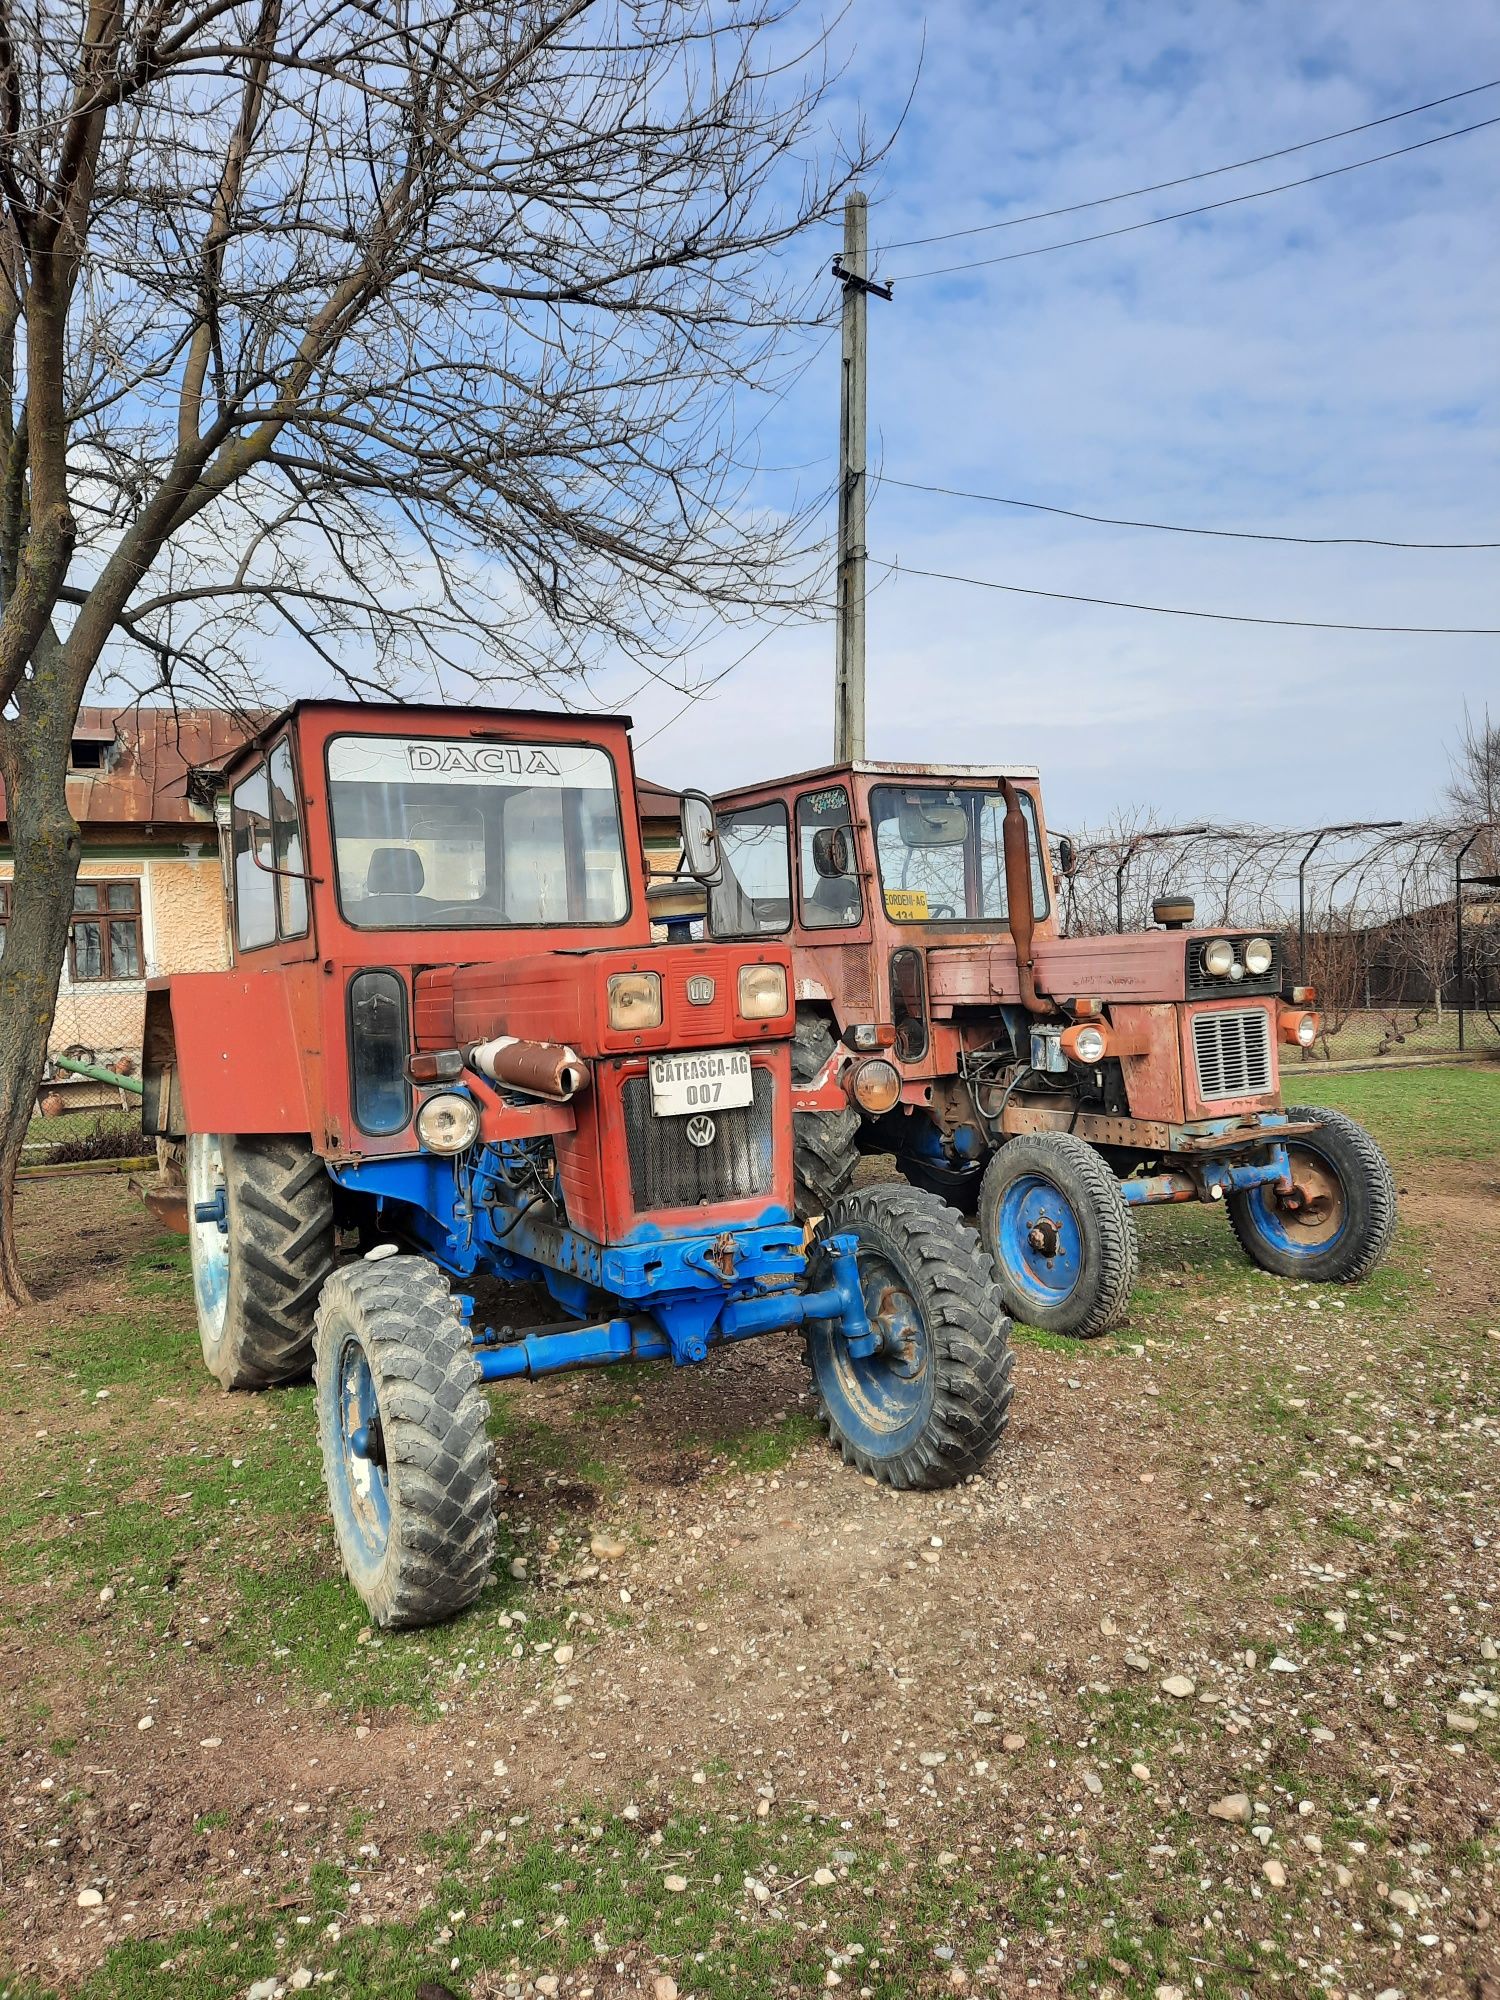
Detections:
621,1068,775,1210
1192,1007,1273,1101
1186,933,1283,998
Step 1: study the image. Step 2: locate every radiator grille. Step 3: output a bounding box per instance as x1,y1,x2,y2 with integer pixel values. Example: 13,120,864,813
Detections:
1192,1007,1273,1101
621,1068,775,1210
1186,933,1283,998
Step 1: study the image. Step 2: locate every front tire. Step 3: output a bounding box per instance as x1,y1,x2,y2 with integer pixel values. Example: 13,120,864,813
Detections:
1226,1106,1396,1282
186,1132,335,1388
791,1012,861,1217
313,1256,496,1629
978,1131,1139,1339
807,1184,1013,1488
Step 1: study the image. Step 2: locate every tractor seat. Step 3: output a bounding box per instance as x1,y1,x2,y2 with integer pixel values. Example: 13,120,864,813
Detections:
361,846,436,922
805,874,860,926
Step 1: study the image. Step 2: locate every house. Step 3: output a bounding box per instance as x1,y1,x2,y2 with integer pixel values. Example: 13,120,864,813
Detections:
0,706,257,1076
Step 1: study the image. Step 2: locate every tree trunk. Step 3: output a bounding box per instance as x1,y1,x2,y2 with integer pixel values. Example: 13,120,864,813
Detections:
0,674,84,1309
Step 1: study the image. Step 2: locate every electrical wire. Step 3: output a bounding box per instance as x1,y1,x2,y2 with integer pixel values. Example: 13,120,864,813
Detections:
890,114,1500,280
876,79,1500,251
870,556,1500,634
878,474,1500,551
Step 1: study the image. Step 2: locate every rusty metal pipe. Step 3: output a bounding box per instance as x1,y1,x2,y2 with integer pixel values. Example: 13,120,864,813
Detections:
469,1036,590,1102
1000,779,1050,1015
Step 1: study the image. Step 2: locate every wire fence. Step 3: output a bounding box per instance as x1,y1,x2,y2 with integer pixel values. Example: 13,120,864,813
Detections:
1052,815,1500,1062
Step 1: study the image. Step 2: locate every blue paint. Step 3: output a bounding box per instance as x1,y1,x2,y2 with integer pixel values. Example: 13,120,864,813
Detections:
991,1172,1084,1311
806,1248,935,1463
193,1187,228,1231
1234,1140,1349,1259
322,1331,392,1592
1120,1148,1291,1207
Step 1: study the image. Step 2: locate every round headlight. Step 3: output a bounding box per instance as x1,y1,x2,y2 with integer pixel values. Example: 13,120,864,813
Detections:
1070,1024,1107,1065
847,1057,901,1114
607,970,662,1031
738,962,788,1020
416,1091,481,1154
1243,936,1273,976
1297,1012,1319,1046
1201,938,1236,978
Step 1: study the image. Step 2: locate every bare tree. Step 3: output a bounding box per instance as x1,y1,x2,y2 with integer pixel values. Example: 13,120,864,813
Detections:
0,0,873,1304
1447,705,1500,870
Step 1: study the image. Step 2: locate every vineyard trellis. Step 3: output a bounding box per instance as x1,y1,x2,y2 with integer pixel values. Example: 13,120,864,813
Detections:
1051,815,1500,1060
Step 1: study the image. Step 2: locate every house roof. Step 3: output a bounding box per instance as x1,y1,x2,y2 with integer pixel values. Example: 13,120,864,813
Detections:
637,777,683,819
0,706,262,832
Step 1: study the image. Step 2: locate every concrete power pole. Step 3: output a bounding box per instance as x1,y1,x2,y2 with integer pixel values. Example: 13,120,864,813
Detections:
833,193,891,764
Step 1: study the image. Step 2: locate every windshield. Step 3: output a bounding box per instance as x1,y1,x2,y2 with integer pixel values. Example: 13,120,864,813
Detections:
870,784,1048,925
327,735,629,929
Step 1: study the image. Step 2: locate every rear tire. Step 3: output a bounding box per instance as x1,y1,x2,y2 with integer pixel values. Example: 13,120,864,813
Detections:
313,1256,496,1629
978,1131,1139,1339
792,1012,861,1217
1226,1106,1396,1282
187,1132,335,1388
807,1184,1013,1488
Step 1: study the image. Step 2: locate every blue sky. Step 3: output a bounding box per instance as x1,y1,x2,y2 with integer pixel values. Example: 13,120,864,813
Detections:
605,0,1499,830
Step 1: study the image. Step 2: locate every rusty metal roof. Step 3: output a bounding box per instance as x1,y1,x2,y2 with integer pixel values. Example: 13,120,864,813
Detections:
0,706,264,832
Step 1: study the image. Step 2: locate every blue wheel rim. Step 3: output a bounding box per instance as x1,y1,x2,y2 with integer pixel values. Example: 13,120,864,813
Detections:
993,1173,1084,1311
331,1335,391,1569
1239,1141,1348,1258
810,1251,935,1459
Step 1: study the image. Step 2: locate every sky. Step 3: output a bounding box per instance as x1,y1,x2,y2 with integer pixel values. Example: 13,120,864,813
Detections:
588,0,1500,832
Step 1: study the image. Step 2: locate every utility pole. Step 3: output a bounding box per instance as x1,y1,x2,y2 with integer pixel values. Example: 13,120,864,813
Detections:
833,191,891,763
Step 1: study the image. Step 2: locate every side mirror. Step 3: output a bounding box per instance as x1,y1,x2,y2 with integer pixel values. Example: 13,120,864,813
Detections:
678,790,722,886
1056,834,1078,878
810,825,852,879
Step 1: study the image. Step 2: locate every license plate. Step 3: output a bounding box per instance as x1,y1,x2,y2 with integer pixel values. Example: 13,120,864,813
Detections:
648,1048,753,1117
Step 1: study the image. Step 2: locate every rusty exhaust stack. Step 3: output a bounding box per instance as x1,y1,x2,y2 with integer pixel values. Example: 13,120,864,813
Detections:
1001,778,1050,1015
469,1036,591,1102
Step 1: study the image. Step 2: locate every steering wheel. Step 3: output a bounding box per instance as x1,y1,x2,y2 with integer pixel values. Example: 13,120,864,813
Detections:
427,901,508,922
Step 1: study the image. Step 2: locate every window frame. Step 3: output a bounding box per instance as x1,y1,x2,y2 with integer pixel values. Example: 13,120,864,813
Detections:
708,797,793,939
231,731,312,954
794,784,864,932
323,731,634,934
870,783,1051,928
67,878,144,983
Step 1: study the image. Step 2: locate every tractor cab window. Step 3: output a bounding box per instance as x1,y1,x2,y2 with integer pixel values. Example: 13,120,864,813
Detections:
796,786,862,930
870,784,1049,925
326,734,628,930
231,739,310,952
709,800,791,936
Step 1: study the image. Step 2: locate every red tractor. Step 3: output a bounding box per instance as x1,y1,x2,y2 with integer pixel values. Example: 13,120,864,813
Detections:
142,704,1013,1628
693,759,1396,1338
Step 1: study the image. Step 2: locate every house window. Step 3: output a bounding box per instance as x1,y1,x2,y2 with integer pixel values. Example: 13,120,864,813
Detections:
69,737,108,771
69,880,143,981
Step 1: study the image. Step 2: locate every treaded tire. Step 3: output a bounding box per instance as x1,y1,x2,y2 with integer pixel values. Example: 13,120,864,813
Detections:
806,1183,1013,1488
187,1133,335,1389
978,1131,1139,1339
1226,1105,1396,1283
313,1256,497,1629
791,1012,861,1217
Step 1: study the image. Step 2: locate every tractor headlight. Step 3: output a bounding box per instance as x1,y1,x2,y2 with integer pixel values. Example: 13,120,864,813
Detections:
416,1091,481,1154
1069,1024,1107,1065
847,1057,901,1113
607,970,662,1031
1201,938,1236,979
1243,935,1273,976
738,963,788,1019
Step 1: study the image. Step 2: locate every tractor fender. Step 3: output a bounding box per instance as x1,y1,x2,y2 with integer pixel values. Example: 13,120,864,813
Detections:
143,969,318,1138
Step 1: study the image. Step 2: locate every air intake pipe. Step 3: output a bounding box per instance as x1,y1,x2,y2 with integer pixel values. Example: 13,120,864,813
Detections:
1000,778,1050,1016
469,1036,590,1102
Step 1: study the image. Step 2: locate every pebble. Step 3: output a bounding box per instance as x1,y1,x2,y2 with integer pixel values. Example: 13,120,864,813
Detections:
290,1973,313,1992
1268,1656,1299,1673
1155,1987,1186,2000
76,1889,103,1909
1482,1638,1498,1662
247,1982,277,2000
508,1557,527,1580
1082,1771,1103,1796
98,1586,114,1605
814,1867,836,1886
1262,1859,1287,1889
1099,1615,1117,1636
1131,1763,1151,1781
1447,1712,1479,1734
536,1979,560,1997
1389,1889,1418,1916
918,1751,947,1767
663,1874,688,1893
1208,1793,1251,1824
590,1531,628,1561
971,1710,996,1725
199,1736,222,1749
1160,1675,1195,1699
1124,1651,1150,1672
1324,1609,1347,1633
137,1715,153,1730
553,1644,574,1667
1001,1733,1025,1753
653,1979,679,2000
1310,1727,1335,1744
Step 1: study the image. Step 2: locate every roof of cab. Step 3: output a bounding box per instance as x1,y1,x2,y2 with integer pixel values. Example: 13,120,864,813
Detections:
714,757,1041,801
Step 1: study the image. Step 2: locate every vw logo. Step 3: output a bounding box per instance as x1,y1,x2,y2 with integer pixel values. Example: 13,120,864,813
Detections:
685,1114,717,1149
687,975,715,1005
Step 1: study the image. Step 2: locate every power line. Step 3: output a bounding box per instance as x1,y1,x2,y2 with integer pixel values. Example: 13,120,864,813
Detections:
876,80,1500,252
891,114,1500,280
871,556,1500,634
879,474,1500,550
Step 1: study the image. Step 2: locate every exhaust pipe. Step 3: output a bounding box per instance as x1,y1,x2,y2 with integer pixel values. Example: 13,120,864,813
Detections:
1001,778,1050,1016
469,1036,591,1102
